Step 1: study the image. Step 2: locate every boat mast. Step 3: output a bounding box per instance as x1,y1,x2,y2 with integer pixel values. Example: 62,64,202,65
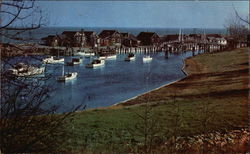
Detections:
62,65,64,76
178,28,182,43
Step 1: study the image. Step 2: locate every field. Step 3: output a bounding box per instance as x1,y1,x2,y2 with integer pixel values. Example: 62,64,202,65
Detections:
62,48,249,153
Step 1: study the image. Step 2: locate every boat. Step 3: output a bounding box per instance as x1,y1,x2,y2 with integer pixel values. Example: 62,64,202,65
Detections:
125,53,135,61
66,57,83,66
84,52,95,58
75,50,85,56
57,65,77,82
8,63,45,77
97,53,107,60
85,59,105,68
143,56,153,62
106,54,117,60
43,56,64,64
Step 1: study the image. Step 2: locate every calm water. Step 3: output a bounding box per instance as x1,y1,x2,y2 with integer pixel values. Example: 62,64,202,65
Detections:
41,51,197,112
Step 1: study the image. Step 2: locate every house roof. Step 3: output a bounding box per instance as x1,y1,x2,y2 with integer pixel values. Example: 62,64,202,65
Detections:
164,34,179,41
206,34,222,38
121,33,137,41
84,31,96,37
137,32,159,39
99,30,119,39
121,33,129,37
41,35,56,40
189,34,202,38
62,31,78,37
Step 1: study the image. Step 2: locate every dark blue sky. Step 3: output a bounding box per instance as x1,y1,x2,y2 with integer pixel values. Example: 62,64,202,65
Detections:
38,1,248,28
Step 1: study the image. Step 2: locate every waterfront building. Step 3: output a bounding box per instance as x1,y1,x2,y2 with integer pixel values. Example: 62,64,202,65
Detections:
41,35,59,47
62,30,86,47
99,30,122,47
137,32,160,46
121,33,140,47
84,31,100,48
207,34,227,45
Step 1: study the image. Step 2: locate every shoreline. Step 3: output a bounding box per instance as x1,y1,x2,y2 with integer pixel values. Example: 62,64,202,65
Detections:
112,57,189,107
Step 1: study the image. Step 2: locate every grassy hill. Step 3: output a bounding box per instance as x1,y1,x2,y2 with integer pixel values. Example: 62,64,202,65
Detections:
62,48,249,153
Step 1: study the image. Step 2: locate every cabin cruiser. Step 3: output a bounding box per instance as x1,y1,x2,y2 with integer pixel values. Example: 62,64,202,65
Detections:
125,53,135,61
143,56,153,62
57,65,77,82
8,63,45,77
66,57,83,66
85,59,105,68
43,56,64,64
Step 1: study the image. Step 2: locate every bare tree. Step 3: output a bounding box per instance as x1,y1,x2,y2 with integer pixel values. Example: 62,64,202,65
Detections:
0,1,84,153
224,5,250,48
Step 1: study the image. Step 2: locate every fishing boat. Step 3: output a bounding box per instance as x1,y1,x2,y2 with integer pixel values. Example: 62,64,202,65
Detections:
143,56,153,62
125,53,135,61
57,65,77,82
8,63,45,77
42,56,64,64
66,57,83,66
85,59,105,68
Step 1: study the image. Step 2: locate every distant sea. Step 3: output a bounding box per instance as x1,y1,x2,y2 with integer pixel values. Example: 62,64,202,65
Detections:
1,27,227,44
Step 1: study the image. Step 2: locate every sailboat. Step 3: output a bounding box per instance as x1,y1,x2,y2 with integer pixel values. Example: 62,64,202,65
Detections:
57,65,77,82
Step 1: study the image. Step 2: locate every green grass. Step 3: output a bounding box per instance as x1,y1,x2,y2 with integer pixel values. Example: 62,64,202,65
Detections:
60,48,249,153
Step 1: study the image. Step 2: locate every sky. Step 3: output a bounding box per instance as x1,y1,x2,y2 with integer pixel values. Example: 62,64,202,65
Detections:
34,1,249,28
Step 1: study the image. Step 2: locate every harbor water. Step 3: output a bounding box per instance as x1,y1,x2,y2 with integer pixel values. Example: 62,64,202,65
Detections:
41,51,197,112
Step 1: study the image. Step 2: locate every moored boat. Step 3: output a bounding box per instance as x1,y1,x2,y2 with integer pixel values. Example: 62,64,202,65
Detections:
143,56,153,62
57,65,77,82
97,53,107,60
125,53,135,61
66,57,83,66
106,54,117,60
84,52,95,58
85,59,105,68
9,63,45,77
57,72,78,82
43,56,64,64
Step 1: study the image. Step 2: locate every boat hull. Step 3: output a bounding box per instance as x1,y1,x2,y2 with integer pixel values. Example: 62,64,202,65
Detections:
43,57,64,64
125,56,135,61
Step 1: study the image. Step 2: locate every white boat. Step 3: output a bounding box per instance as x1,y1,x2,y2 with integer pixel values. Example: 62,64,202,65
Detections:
98,56,106,60
106,54,117,60
9,63,45,77
75,50,85,56
84,52,95,58
66,57,83,66
143,56,153,62
43,56,64,64
125,53,135,61
86,59,105,68
57,65,77,82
